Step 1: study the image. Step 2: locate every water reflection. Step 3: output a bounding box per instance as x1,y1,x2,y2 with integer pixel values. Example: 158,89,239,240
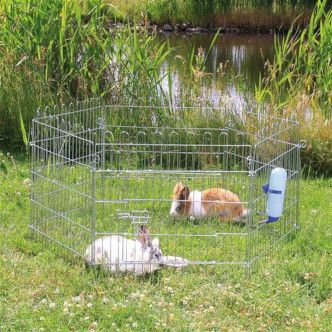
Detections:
157,33,276,105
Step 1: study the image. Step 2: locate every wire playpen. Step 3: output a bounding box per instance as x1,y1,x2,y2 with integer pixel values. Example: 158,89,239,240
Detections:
30,99,300,274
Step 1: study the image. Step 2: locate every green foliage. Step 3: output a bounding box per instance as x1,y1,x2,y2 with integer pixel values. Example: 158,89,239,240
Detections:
257,0,332,116
0,0,221,149
301,138,332,177
19,111,28,149
0,0,172,148
1,0,110,95
110,0,318,28
255,0,332,176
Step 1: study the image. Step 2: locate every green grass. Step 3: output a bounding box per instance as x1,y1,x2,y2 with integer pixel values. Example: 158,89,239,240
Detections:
1,152,331,330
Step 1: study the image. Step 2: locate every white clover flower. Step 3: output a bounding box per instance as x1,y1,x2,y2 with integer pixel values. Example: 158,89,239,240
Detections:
91,322,98,328
208,306,215,312
23,178,32,186
49,302,56,309
72,295,81,302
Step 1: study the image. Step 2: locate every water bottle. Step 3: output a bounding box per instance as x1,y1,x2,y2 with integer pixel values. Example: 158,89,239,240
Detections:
263,167,287,223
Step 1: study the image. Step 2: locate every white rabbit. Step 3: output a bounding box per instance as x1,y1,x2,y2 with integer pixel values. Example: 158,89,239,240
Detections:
85,225,163,276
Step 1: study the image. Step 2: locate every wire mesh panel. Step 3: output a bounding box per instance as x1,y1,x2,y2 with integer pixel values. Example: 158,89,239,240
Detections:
30,100,300,274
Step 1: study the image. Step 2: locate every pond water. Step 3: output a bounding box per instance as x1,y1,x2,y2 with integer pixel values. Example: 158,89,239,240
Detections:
157,33,276,105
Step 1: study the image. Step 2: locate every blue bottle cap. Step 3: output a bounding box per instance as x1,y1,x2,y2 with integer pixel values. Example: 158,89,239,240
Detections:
267,216,279,223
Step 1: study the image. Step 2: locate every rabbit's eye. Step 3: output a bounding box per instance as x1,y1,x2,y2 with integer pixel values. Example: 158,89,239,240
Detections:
176,204,181,212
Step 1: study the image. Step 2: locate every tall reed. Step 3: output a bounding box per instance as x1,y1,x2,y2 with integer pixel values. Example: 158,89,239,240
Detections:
109,0,318,30
0,0,172,148
255,0,332,176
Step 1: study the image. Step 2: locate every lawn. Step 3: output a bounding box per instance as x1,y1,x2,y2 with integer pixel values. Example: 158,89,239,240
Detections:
0,152,331,331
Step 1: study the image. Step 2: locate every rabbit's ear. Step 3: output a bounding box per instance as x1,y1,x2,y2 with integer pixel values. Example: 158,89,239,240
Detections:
151,238,159,249
179,185,190,200
183,186,190,199
173,181,187,198
138,225,151,249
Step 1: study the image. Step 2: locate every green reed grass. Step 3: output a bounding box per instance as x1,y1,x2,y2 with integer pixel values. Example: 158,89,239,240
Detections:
0,0,173,148
109,0,317,29
256,0,332,116
255,0,332,176
0,0,220,149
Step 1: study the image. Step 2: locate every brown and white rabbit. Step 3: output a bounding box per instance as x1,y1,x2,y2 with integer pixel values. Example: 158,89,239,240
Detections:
85,225,163,276
169,182,248,222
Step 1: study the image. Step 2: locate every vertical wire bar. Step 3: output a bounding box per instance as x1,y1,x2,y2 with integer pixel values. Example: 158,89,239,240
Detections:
91,140,97,263
246,148,255,274
99,114,106,235
295,143,301,231
30,119,36,235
